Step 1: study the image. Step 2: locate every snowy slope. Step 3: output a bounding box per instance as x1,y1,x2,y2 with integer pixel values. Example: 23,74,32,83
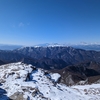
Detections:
0,62,100,100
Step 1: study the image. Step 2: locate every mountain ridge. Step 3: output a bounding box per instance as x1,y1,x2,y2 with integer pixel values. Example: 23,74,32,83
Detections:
1,46,100,70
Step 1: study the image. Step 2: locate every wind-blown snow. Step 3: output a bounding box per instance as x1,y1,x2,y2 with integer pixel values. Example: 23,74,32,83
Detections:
0,62,100,100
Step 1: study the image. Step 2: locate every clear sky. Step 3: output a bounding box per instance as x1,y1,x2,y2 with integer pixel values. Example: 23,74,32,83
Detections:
0,0,100,45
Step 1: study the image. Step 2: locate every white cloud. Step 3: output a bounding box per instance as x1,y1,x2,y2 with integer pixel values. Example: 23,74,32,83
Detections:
19,22,24,27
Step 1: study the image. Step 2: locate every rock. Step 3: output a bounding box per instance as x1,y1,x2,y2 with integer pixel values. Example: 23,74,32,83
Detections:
9,92,27,100
0,79,6,83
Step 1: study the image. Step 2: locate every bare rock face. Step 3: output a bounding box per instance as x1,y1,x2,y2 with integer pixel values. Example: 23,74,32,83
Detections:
9,92,27,100
65,75,75,86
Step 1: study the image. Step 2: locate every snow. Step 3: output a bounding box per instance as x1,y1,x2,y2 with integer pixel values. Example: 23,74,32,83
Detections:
0,62,100,100
50,73,61,82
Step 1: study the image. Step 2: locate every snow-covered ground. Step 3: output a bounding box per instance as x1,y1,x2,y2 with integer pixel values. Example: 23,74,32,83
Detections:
0,62,100,100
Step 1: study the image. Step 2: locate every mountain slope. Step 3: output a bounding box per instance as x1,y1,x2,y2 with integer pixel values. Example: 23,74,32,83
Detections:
0,60,6,65
1,46,100,70
0,50,26,63
22,57,67,70
14,46,100,69
0,62,100,100
54,61,100,85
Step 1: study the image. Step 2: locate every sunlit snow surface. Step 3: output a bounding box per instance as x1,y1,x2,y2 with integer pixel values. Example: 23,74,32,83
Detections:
0,62,100,100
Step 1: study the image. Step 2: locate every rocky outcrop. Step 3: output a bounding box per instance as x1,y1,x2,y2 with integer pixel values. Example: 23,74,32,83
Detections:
10,92,26,100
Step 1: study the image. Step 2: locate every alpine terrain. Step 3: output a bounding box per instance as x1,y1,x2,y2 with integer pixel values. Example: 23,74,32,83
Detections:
0,62,100,100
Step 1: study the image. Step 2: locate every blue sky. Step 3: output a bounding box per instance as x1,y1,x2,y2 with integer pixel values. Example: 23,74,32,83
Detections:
0,0,100,45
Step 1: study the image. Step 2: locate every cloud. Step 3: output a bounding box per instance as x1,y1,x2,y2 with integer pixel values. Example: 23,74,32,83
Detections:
19,22,24,27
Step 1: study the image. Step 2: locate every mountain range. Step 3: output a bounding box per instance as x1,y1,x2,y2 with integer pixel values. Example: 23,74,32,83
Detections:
0,46,100,85
14,46,100,69
0,46,100,69
1,43,100,51
0,46,100,99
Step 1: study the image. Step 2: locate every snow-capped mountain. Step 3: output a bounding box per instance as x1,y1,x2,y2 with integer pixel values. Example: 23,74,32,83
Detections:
16,43,100,51
0,42,100,51
0,62,100,100
33,43,100,51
